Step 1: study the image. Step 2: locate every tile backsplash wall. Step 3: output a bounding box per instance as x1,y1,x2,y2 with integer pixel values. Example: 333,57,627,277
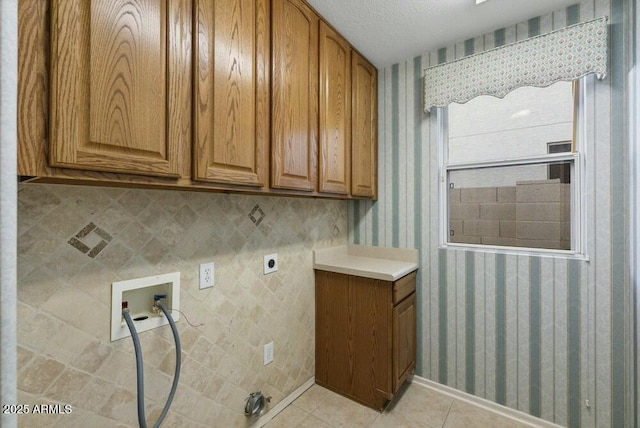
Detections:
17,183,347,427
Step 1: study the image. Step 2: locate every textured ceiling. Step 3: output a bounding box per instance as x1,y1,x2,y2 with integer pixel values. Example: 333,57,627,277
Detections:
306,0,579,68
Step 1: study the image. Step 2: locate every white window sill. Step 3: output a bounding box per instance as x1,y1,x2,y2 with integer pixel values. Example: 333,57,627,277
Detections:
440,242,589,261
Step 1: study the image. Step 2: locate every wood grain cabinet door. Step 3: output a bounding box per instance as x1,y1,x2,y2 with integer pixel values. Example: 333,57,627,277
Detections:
315,271,352,394
351,52,378,198
49,0,190,177
393,292,416,392
193,0,270,186
315,271,393,410
319,22,351,195
271,0,319,191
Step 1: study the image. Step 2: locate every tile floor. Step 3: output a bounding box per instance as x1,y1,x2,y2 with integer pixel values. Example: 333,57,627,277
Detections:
265,382,534,428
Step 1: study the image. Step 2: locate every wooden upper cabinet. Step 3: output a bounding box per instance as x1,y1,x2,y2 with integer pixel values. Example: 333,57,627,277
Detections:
319,22,351,195
21,0,376,198
193,0,270,186
351,51,378,198
271,0,319,191
49,0,189,177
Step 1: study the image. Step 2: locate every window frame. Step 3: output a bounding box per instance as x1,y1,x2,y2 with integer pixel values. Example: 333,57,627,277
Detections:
438,79,588,259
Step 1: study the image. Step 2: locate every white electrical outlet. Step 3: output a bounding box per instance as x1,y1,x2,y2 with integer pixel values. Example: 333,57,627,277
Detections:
263,253,278,274
264,341,274,365
199,262,215,289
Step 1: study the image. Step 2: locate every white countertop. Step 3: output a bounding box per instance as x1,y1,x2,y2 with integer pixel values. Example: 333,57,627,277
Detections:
313,245,418,281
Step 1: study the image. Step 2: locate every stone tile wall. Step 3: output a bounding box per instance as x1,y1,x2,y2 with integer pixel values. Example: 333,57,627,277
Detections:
17,183,347,427
449,179,570,250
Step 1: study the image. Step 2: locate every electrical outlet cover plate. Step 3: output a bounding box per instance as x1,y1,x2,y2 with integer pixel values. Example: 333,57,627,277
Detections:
200,262,215,289
264,341,274,365
111,272,180,342
263,253,278,274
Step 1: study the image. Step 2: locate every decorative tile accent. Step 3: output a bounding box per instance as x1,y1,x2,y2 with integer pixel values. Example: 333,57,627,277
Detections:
68,222,113,258
248,204,266,226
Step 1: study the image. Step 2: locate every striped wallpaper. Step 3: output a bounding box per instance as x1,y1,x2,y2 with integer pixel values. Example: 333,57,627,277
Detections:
348,1,633,426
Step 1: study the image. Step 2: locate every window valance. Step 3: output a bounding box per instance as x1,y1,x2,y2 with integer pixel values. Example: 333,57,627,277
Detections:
423,17,608,112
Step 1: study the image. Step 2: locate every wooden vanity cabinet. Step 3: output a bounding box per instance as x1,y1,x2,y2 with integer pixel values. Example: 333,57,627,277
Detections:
315,270,417,410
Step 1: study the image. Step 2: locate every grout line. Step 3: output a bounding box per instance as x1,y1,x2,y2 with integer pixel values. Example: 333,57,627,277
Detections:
296,410,316,428
441,398,455,428
252,377,314,428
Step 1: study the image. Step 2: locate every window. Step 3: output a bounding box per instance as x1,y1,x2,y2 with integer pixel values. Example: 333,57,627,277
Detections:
440,80,585,254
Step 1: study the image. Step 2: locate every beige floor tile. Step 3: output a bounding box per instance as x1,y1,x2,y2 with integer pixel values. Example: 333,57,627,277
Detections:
371,413,429,428
265,404,310,428
277,382,541,428
297,413,333,428
373,383,454,428
292,385,332,413
310,389,379,428
443,399,525,428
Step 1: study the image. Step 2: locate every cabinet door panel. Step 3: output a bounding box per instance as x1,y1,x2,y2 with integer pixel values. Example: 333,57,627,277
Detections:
315,271,352,393
271,0,318,191
50,0,182,177
319,23,350,194
352,275,392,402
351,52,377,197
193,0,269,186
393,292,416,392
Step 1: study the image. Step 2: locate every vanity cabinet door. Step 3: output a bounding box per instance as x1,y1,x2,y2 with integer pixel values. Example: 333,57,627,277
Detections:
393,291,416,392
315,270,416,410
271,0,319,191
193,0,270,186
49,0,189,177
315,271,354,395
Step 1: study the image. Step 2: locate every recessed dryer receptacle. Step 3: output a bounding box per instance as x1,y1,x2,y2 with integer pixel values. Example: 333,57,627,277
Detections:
111,272,180,342
263,253,278,274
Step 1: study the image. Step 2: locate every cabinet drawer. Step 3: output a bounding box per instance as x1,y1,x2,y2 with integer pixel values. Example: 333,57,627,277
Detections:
393,271,416,305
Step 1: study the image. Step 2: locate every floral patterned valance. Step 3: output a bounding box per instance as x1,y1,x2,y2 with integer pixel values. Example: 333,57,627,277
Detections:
423,17,608,112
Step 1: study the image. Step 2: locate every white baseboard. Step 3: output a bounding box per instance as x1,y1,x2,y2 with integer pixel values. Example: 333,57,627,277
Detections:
251,377,315,428
410,375,564,428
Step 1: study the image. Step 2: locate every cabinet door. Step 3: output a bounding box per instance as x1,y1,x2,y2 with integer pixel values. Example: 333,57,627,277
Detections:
393,292,416,392
315,271,392,410
271,0,318,191
351,275,392,405
193,0,269,186
315,271,352,394
351,52,378,198
319,22,351,194
49,0,187,177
